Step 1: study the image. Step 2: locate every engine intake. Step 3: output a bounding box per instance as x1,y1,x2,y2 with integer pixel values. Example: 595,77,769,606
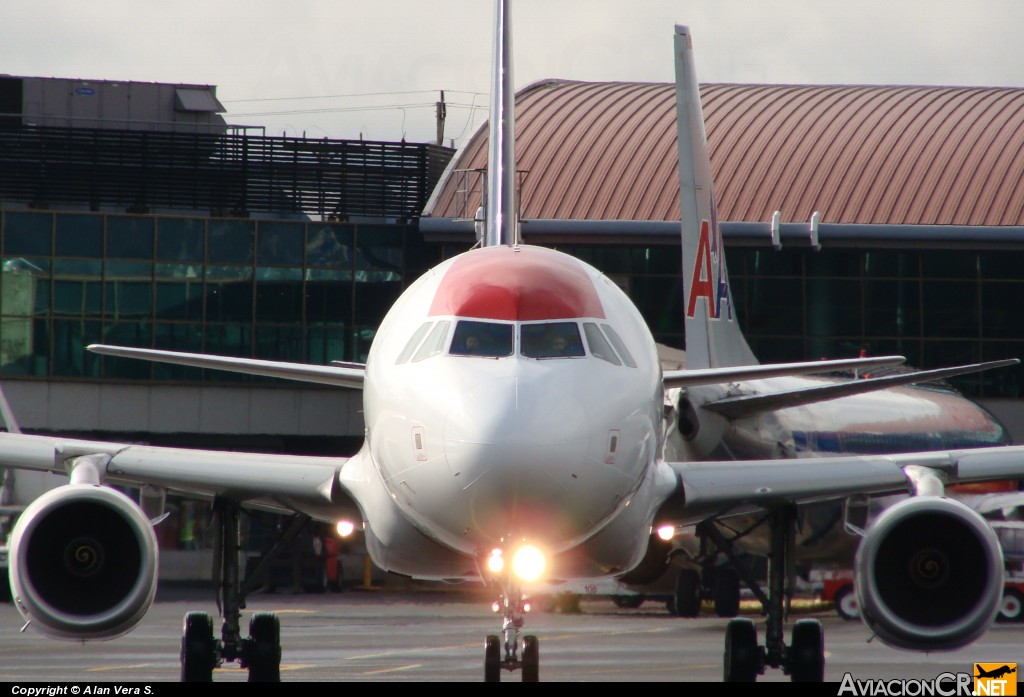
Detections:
9,484,159,641
855,495,1003,650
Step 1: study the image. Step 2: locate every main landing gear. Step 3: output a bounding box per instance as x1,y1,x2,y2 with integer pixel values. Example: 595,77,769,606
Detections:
179,498,302,682
484,582,540,682
671,564,742,618
669,522,748,618
705,506,825,682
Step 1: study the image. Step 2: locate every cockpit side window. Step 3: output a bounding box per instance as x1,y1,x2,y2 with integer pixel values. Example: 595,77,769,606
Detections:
450,320,513,358
521,322,585,358
396,322,433,364
583,322,621,365
412,320,451,362
601,324,637,368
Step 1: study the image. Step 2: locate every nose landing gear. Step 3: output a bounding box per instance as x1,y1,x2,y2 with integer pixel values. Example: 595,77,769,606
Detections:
483,584,540,681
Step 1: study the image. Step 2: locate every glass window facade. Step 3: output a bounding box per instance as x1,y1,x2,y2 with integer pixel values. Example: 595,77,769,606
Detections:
0,211,411,381
2,209,1021,399
725,247,1024,398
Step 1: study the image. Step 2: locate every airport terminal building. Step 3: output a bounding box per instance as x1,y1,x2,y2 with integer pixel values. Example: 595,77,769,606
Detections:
1,73,1023,460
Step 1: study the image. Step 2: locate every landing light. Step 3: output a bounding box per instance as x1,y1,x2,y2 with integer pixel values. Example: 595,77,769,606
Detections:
511,545,546,582
486,548,505,574
656,525,675,541
336,520,356,538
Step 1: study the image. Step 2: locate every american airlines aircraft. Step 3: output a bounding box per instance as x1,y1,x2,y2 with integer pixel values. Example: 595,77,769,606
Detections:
2,0,1023,683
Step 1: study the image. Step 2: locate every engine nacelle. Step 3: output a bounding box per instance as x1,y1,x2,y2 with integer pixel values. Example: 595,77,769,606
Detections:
855,495,1003,650
9,484,159,641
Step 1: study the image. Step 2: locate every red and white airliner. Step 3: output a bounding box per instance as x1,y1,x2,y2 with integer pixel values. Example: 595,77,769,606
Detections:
1,0,1022,683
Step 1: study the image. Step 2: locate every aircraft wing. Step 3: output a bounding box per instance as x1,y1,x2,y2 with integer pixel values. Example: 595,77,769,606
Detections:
660,445,1024,524
0,431,358,518
702,359,1020,419
662,355,905,389
87,344,365,390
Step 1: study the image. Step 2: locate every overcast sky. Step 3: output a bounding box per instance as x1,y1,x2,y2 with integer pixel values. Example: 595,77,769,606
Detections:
4,0,1023,148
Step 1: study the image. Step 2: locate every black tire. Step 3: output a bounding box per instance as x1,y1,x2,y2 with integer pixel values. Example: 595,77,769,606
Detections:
521,634,539,682
674,568,702,618
484,634,500,682
180,611,216,682
612,594,645,609
997,588,1024,623
713,567,741,618
788,618,825,682
247,613,282,682
834,586,860,621
723,617,759,682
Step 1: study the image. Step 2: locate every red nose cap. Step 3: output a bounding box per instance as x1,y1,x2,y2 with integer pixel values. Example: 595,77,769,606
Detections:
429,246,606,321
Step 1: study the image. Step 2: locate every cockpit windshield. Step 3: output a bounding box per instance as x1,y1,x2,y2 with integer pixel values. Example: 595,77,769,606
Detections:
440,318,634,366
521,322,585,358
451,320,514,358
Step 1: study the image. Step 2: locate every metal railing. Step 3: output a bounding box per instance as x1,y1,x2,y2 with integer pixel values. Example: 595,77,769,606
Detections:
0,126,455,220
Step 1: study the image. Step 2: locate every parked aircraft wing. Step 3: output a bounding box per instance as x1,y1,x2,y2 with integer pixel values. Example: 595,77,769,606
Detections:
701,359,1020,419
87,345,365,390
663,355,905,390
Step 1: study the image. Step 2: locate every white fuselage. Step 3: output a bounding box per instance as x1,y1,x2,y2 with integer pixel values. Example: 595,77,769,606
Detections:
351,244,668,581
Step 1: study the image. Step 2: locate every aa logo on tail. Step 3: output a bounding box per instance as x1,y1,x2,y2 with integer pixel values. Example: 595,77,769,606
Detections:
686,217,732,321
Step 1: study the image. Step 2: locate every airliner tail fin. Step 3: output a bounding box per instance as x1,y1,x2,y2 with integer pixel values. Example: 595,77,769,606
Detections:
674,25,756,369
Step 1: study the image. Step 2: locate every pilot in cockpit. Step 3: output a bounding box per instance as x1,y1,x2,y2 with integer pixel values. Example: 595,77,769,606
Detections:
550,335,568,355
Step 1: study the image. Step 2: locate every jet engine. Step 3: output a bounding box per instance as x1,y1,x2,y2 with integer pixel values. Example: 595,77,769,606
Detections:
855,495,1003,650
8,484,159,641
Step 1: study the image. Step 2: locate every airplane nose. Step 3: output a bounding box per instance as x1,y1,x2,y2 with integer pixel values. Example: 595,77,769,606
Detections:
444,375,590,462
442,375,598,540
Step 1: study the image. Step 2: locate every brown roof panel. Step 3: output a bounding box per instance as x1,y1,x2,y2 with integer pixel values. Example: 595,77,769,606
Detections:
424,81,1024,228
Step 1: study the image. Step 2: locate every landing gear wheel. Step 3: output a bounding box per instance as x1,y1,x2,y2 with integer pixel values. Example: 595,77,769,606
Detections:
834,586,860,621
713,567,741,617
674,569,702,618
998,588,1024,623
521,634,539,682
180,611,216,682
723,617,759,682
484,634,501,682
246,613,281,682
788,619,824,682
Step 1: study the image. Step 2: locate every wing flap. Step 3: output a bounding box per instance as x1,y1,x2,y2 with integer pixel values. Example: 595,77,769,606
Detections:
87,344,364,390
702,359,1019,418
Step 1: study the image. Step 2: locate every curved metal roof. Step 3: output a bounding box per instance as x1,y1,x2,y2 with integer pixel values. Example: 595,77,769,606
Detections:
425,80,1024,227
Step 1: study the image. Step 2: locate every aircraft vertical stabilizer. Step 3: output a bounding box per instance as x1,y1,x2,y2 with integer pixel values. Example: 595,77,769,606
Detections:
674,25,756,369
485,0,517,247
